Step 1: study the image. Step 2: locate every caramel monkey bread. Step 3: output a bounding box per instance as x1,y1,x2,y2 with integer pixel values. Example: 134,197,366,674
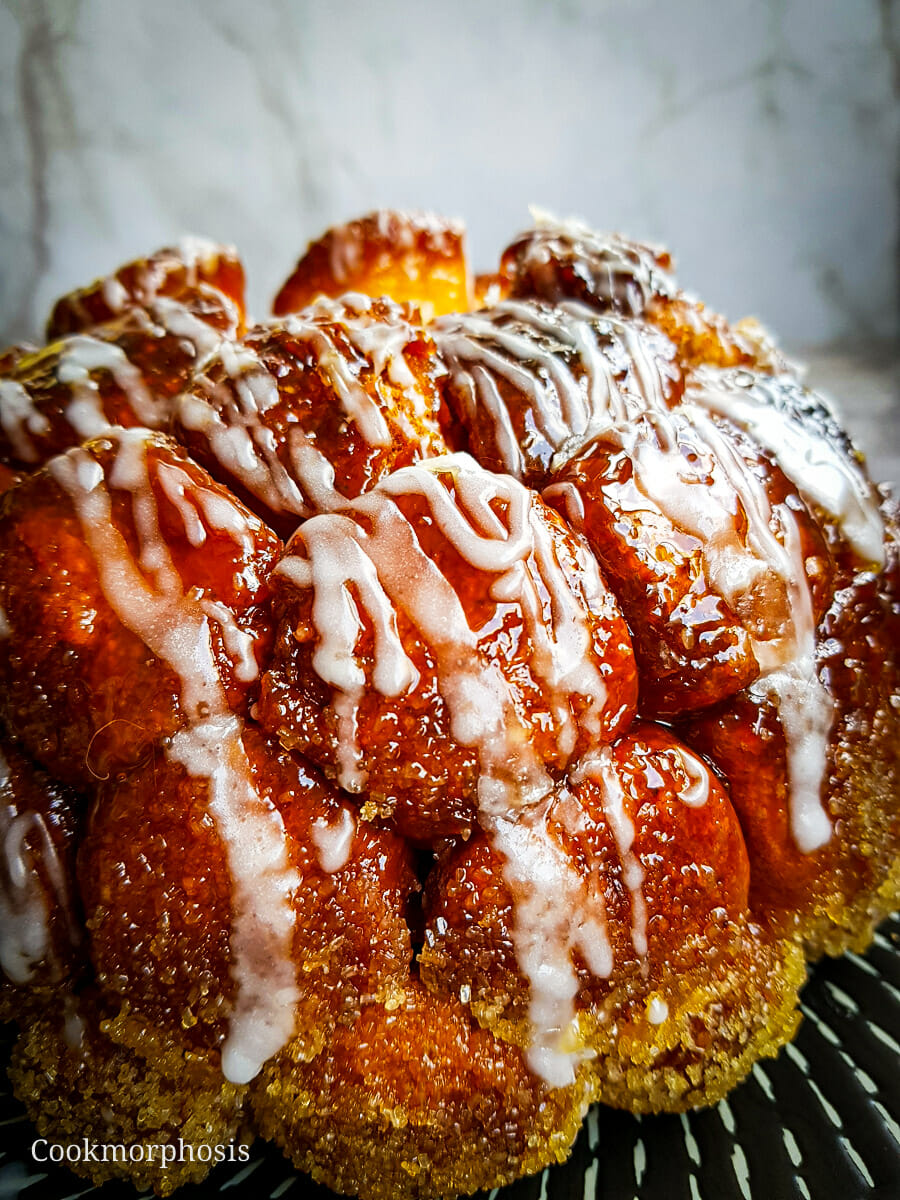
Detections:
0,210,897,1200
175,293,450,537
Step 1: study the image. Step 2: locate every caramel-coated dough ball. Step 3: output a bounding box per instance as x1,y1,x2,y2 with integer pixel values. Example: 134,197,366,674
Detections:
47,236,245,338
0,429,280,783
274,209,471,319
176,295,451,537
1,286,240,469
80,722,414,1076
251,982,593,1200
259,454,636,842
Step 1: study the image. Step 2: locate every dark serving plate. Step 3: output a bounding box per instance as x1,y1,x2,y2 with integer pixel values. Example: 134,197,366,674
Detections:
2,913,899,1200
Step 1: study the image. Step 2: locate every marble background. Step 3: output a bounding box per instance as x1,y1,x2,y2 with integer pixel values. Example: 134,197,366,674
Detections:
1,0,898,478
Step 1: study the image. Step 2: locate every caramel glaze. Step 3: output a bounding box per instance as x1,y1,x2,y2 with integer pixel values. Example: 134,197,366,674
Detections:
175,295,451,539
0,431,279,785
0,212,896,1200
420,723,748,1022
0,285,241,470
80,722,414,1074
682,503,900,955
259,459,637,844
0,733,84,997
553,410,833,718
46,237,245,340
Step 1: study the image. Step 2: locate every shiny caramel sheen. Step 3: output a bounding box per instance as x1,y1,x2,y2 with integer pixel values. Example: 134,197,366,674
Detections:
0,433,280,784
0,210,897,1200
176,297,452,538
259,489,637,842
47,241,246,339
1,287,241,470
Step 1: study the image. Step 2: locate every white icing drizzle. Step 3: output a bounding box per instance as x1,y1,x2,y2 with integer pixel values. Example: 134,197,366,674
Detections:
277,517,418,792
679,406,834,852
157,460,209,546
0,751,76,986
169,714,300,1085
561,386,833,852
432,300,675,480
57,335,159,434
491,801,610,1087
101,275,130,314
0,378,51,464
541,480,585,529
200,600,260,684
647,996,669,1024
674,748,711,808
281,298,388,448
2,299,227,467
0,789,50,985
179,340,313,520
310,808,356,874
571,748,648,960
180,296,437,521
275,453,614,1082
48,429,299,1083
71,237,233,325
176,235,234,280
686,367,884,567
516,209,677,315
150,292,229,361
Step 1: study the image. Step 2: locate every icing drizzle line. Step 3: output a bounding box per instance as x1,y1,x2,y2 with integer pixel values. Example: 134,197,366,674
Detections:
275,453,620,1083
433,299,677,480
48,429,299,1084
179,293,439,521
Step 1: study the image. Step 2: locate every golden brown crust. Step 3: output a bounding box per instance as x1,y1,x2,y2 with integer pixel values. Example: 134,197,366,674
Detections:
9,1005,248,1196
251,982,592,1200
47,240,245,340
273,210,471,319
80,724,414,1067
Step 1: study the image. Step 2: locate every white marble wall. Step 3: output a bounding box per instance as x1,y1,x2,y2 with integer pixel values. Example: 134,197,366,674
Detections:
1,0,897,354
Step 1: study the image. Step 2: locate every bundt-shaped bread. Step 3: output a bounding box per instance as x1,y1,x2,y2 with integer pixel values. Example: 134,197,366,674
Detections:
0,209,896,1199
